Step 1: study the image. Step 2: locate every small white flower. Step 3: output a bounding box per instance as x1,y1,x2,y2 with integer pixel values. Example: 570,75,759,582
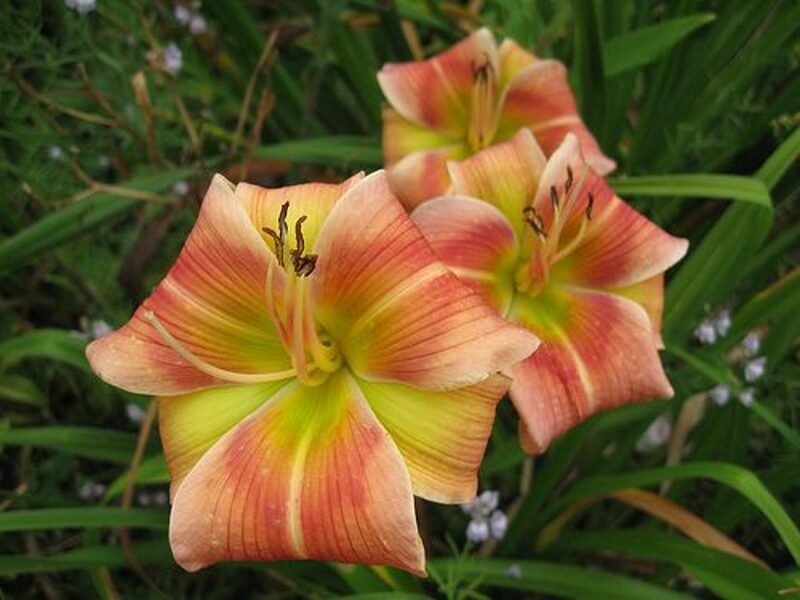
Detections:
742,332,761,357
78,481,106,501
137,492,151,507
48,145,64,161
709,384,731,406
739,388,755,407
744,356,767,382
65,0,96,14
126,403,147,425
174,4,192,25
90,319,113,339
489,510,508,539
504,563,523,579
151,490,169,507
461,489,499,519
466,519,490,543
172,180,190,196
635,414,672,453
713,309,732,337
163,43,183,76
189,14,207,35
694,320,717,345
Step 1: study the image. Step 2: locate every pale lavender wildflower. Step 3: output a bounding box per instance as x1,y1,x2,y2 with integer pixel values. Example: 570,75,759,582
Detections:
694,320,717,345
163,43,183,76
744,356,767,382
709,384,731,407
635,414,672,453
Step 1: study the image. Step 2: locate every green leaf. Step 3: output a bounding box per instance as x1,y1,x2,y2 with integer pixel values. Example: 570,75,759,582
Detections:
0,328,89,371
0,426,137,464
0,507,167,533
253,136,383,168
555,530,794,599
0,374,46,406
750,401,800,452
603,14,716,77
548,462,800,565
571,0,606,133
0,168,195,277
610,174,771,207
0,540,171,576
757,126,800,190
428,557,690,599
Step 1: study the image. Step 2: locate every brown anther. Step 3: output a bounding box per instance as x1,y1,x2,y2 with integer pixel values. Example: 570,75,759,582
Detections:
289,214,318,277
262,201,290,267
550,185,559,210
523,206,547,239
586,193,595,220
565,165,574,193
471,52,493,82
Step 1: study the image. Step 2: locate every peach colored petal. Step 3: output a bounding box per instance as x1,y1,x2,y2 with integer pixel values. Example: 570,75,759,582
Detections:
387,147,466,209
447,129,547,230
498,38,538,87
313,171,539,390
359,374,508,503
377,27,498,133
610,275,666,348
412,195,518,312
382,107,463,166
86,175,292,396
169,372,425,575
497,60,616,175
510,287,673,454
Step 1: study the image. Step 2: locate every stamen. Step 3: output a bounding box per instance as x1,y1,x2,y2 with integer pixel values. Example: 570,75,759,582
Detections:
586,193,594,220
289,215,318,277
549,185,559,211
262,201,290,267
468,53,497,151
144,310,297,384
565,166,573,193
523,206,547,239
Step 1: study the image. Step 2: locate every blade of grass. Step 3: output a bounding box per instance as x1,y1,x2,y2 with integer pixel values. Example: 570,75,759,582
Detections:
0,427,139,464
0,508,167,533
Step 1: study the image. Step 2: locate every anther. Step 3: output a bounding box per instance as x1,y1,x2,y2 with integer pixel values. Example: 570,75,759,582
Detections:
523,206,547,239
565,166,573,193
549,185,559,211
586,193,594,220
289,214,318,277
262,201,290,267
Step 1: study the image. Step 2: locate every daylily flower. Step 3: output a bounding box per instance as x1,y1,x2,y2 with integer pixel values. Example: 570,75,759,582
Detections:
411,130,688,453
86,171,537,575
378,27,615,208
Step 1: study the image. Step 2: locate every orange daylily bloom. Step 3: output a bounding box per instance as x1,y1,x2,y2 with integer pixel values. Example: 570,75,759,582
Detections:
378,27,615,208
412,130,687,454
87,172,538,575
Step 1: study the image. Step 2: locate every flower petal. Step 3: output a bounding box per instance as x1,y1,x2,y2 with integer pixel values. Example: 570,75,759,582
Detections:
86,175,291,396
169,371,425,575
358,374,508,503
377,27,498,133
382,107,463,166
609,275,666,348
235,174,363,253
387,146,466,209
498,38,538,87
540,135,688,289
510,286,674,454
497,60,616,175
313,171,539,390
157,381,288,498
412,195,518,312
447,128,547,228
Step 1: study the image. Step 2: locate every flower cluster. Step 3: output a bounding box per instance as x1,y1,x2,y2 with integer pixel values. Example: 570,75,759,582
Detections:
86,27,687,576
707,330,767,409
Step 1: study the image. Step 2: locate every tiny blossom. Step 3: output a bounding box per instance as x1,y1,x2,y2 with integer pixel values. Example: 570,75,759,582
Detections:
739,388,755,407
189,14,207,35
126,402,147,425
489,510,508,539
504,564,523,579
635,414,672,453
172,180,190,196
466,519,490,543
78,481,106,501
65,0,96,14
713,309,732,337
461,489,499,518
174,4,192,25
744,356,767,382
137,492,152,507
742,332,761,357
163,43,183,76
151,490,169,507
709,384,731,407
48,145,64,161
694,320,717,345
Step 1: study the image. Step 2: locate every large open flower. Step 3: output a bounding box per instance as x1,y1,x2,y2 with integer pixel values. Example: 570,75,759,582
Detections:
86,172,538,575
411,130,687,454
378,27,615,208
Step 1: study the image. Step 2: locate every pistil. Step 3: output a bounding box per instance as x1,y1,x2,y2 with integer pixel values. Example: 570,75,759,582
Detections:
468,56,497,151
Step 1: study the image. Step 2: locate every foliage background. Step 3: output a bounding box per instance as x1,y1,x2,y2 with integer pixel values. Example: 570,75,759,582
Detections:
1,0,798,598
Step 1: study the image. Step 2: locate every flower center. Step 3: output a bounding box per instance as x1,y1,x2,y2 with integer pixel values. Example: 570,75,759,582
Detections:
263,202,341,387
467,56,498,152
514,164,594,298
